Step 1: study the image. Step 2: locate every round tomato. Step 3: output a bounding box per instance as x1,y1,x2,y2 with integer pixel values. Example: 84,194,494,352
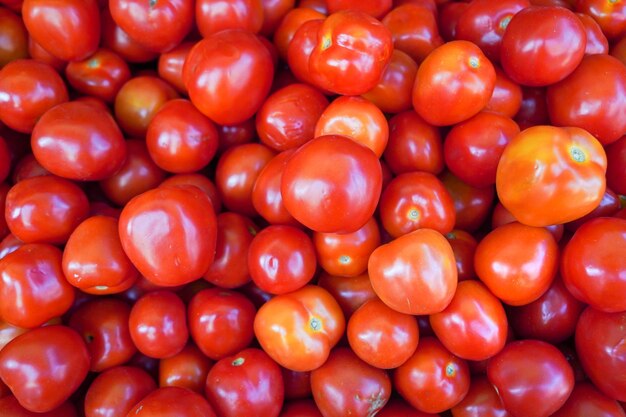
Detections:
159,344,213,393
126,387,217,417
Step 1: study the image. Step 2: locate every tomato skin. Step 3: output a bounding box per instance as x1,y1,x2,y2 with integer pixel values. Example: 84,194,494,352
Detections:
368,228,457,315
450,376,510,417
281,135,382,234
254,285,345,372
118,186,217,287
195,0,264,37
0,244,74,329
126,386,217,417
316,272,377,318
551,382,626,417
280,399,323,417
485,66,523,118
445,230,477,281
160,173,222,213
183,30,275,125
577,12,609,55
496,126,607,227
100,7,158,64
0,8,28,68
0,395,77,417
157,42,193,94
606,136,626,195
205,348,284,417
287,18,325,86
0,325,90,413
547,54,626,146
159,344,213,393
487,340,574,417
22,0,100,61
311,347,392,416
575,0,626,40
252,150,299,226
412,40,496,126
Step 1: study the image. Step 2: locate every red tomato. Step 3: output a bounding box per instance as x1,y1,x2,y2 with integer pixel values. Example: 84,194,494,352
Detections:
438,1,469,41
485,66,523,118
316,272,377,318
451,376,510,417
280,399,323,417
118,186,217,286
377,398,440,417
126,386,217,417
577,12,609,54
0,325,90,413
259,0,295,36
281,135,382,233
382,4,443,63
159,173,221,212
195,0,264,37
282,369,312,401
607,135,626,195
287,18,325,86
0,396,77,417
551,382,626,417
445,230,477,281
205,348,284,417
487,340,575,417
0,8,28,68
326,0,390,18
575,0,626,40
100,7,159,63
157,42,193,94
368,228,458,315
159,344,213,393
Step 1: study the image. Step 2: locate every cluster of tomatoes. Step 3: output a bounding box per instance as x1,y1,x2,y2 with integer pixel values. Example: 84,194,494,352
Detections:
0,0,626,416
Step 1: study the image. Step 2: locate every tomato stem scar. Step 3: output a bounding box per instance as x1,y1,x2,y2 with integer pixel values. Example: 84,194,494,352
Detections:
232,357,245,366
570,147,586,163
310,317,322,331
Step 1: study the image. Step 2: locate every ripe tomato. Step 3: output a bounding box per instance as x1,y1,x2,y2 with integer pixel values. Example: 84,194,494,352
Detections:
195,0,264,37
159,174,221,213
445,230,477,281
287,18,325,86
273,7,326,60
159,344,213,393
496,126,607,227
326,0,391,18
575,0,626,40
100,7,159,63
485,66,523,118
577,12,609,54
280,399,323,417
0,395,77,417
252,150,299,225
316,272,377,318
450,376,510,417
369,228,457,315
551,382,626,417
606,135,626,195
0,8,27,68
126,387,217,417
254,285,345,372
157,42,193,94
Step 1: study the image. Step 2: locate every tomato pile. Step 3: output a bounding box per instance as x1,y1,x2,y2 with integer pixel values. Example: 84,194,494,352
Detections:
0,0,625,416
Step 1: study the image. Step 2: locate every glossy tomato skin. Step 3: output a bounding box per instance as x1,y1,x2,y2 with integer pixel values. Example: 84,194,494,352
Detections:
487,340,574,417
362,49,417,114
287,18,325,86
0,8,28,68
575,0,626,40
100,7,158,63
316,272,377,318
368,228,457,315
0,244,74,329
485,66,523,118
254,285,345,372
551,382,626,417
205,348,284,417
412,40,496,126
183,30,274,125
311,347,392,416
84,366,157,417
118,186,217,286
281,135,382,234
126,386,217,417
0,395,77,417
195,0,264,37
158,42,193,94
309,10,393,95
496,126,607,227
450,376,510,417
159,344,213,393
22,0,100,61
273,7,325,60
280,399,323,417
5,175,89,244
547,54,626,146
607,136,626,195
0,325,90,413
159,174,222,213
445,230,477,281
252,150,299,226
577,12,609,54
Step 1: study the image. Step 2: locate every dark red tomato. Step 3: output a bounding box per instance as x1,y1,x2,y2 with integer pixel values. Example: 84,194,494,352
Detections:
159,344,213,393
551,382,626,417
575,0,626,40
195,0,263,37
561,217,626,312
576,307,626,402
0,139,9,185
317,272,377,318
0,244,74,329
311,347,391,417
0,8,27,68
487,340,574,417
281,135,382,234
445,230,477,281
514,86,549,129
0,325,89,413
565,188,621,231
347,298,419,369
382,4,443,64
485,66,523,118
440,171,495,232
280,399,323,417
127,386,217,417
109,0,193,52
326,0,390,18
377,398,440,417
26,35,66,71
490,202,563,243
215,143,275,216
68,298,135,372
380,171,455,238
413,40,496,126
158,42,193,94
0,59,68,134
256,83,329,152
0,183,9,239
500,6,586,86
547,54,626,146
438,1,469,41
205,348,284,417
287,18,325,86
146,99,218,174
444,112,519,188
395,337,470,414
308,10,393,95
118,186,217,286
100,8,159,63
252,150,299,226
383,111,443,175
455,0,529,62
369,228,457,315
11,153,49,184
65,48,130,103
451,376,510,417
0,395,78,417
281,368,312,400
183,30,274,125
430,280,507,361
577,12,609,54
188,288,256,360
22,0,99,61
84,366,157,417
5,176,88,244
607,136,626,195
216,118,256,153
248,225,317,294
159,173,222,213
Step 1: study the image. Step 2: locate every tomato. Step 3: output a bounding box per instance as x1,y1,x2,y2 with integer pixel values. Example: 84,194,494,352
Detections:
100,8,159,63
0,396,77,417
496,126,607,227
0,244,74,328
547,54,626,146
84,366,156,417
287,18,325,86
438,1,469,41
0,8,27,68
445,230,477,281
119,186,217,286
252,150,299,226
430,280,507,361
377,398,440,417
259,0,295,36
22,0,100,61
281,369,312,400
575,0,626,40
281,135,382,233
205,348,284,417
0,234,22,261
551,382,626,417
159,173,221,213
159,344,213,393
157,42,193,94
607,136,626,195
316,272,377,318
254,285,345,372
347,298,419,369
308,10,393,95
565,187,621,232
412,40,496,126
311,347,391,416
451,376,510,417
188,288,256,360
273,7,325,60
514,86,550,129
577,12,609,54
487,340,574,417
280,399,323,417
195,0,264,37
183,30,274,125
368,228,457,315
485,66,523,118
127,387,217,417
394,337,470,414
0,325,90,413
146,99,219,174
